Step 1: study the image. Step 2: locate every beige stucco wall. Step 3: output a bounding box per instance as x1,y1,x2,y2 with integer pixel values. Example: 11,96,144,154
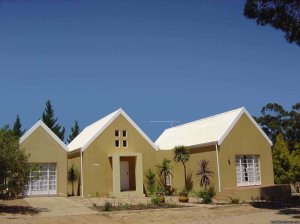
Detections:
20,126,68,196
68,151,81,196
82,114,158,197
219,113,274,190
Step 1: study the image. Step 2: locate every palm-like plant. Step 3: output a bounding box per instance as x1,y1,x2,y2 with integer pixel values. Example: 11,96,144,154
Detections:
196,160,213,189
173,146,190,190
68,165,79,196
156,158,173,188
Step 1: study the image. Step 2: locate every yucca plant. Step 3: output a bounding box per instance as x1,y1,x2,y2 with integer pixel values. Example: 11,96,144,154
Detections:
68,165,79,196
196,160,213,189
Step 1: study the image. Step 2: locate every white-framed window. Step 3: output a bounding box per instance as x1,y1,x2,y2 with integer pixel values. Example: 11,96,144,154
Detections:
122,130,127,138
235,155,261,187
115,130,120,137
122,140,128,148
166,174,172,187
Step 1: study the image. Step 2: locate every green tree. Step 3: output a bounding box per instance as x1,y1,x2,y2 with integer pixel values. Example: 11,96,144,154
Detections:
156,158,173,194
290,146,300,185
255,102,300,152
196,160,214,189
42,100,65,141
67,120,81,143
173,145,190,190
244,0,300,46
0,127,30,199
272,134,292,184
68,165,79,196
12,114,25,138
145,169,156,195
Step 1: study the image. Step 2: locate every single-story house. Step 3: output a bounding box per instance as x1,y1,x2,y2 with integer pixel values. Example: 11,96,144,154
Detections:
20,107,277,200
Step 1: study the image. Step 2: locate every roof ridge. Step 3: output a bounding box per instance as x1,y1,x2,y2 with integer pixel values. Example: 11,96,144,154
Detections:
164,107,245,131
83,108,121,129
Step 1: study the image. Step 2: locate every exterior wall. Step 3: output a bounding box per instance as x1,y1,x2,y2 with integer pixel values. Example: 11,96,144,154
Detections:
82,114,157,197
20,126,68,196
219,113,274,191
68,151,81,196
156,146,219,193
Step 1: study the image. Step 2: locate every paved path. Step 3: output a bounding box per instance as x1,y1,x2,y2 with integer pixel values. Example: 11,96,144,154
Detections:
24,197,98,217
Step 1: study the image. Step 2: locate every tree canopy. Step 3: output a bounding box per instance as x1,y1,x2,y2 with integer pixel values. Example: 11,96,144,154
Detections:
254,102,300,151
0,127,30,199
67,120,81,143
42,100,65,141
12,114,25,138
244,0,300,46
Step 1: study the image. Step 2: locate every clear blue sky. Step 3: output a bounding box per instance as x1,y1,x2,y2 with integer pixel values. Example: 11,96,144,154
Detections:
0,0,299,141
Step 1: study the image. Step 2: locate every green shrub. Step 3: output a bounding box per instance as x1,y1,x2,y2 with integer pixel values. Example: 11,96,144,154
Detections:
103,201,112,211
150,195,161,205
202,193,212,204
207,185,216,197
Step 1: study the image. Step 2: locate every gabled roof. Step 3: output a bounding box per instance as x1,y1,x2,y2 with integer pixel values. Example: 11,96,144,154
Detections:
68,108,158,152
20,120,68,151
155,107,273,150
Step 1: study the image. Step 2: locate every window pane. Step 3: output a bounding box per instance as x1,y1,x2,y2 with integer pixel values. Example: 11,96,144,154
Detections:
123,140,127,147
115,130,119,137
115,140,120,147
122,130,127,137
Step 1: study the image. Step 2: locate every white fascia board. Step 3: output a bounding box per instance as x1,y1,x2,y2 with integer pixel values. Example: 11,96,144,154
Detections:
19,120,68,151
218,107,273,146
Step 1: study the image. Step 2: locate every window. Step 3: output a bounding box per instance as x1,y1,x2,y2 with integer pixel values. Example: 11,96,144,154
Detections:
115,130,119,137
122,130,127,138
166,174,172,187
235,155,261,187
115,140,120,147
122,140,128,148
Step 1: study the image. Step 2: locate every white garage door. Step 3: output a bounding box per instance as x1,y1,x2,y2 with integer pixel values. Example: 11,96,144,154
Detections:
25,163,57,196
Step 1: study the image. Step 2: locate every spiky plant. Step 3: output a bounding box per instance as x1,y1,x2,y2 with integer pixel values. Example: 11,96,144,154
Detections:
196,160,213,189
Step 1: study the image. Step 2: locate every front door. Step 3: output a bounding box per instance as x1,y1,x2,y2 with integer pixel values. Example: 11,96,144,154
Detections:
120,161,129,191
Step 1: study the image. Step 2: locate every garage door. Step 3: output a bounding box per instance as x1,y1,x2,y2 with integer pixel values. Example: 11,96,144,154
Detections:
25,163,57,196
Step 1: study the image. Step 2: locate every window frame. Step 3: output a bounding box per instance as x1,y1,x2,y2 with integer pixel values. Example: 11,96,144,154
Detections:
235,155,261,187
122,130,127,138
115,130,120,137
115,139,120,148
122,139,128,148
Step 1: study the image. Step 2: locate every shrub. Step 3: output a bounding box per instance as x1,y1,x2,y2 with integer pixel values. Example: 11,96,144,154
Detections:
145,169,156,196
230,197,240,204
103,201,112,211
202,193,212,204
150,195,161,205
207,185,216,197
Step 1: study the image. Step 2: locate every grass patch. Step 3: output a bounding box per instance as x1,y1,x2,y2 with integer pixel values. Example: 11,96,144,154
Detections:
0,204,41,215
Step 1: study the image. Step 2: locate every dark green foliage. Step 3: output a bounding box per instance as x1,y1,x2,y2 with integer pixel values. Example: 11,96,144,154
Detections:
173,145,190,190
67,120,81,143
290,148,300,184
0,127,30,199
230,197,240,204
42,100,65,141
255,102,300,152
12,115,25,138
244,0,300,46
196,160,214,189
150,195,161,205
201,192,212,204
68,165,79,196
103,201,112,211
145,169,156,196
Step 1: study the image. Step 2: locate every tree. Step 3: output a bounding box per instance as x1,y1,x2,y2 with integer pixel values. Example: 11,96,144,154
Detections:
12,115,25,138
244,0,300,46
42,100,65,141
68,165,79,196
272,134,292,184
145,169,156,195
67,120,81,143
156,158,173,194
196,160,214,189
0,127,30,199
173,145,190,190
255,102,300,151
290,146,300,187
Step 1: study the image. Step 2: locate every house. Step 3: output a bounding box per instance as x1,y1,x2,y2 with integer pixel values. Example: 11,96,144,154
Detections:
20,107,277,200
19,120,68,196
155,107,274,200
67,108,159,197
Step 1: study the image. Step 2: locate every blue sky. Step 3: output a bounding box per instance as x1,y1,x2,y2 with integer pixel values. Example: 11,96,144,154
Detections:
0,0,299,141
